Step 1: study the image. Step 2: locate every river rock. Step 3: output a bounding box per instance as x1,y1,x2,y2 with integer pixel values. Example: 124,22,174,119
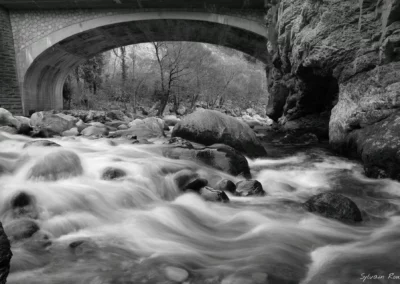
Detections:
105,120,126,128
30,111,78,136
110,117,165,139
173,170,200,191
81,125,109,137
76,119,89,133
0,222,12,284
27,150,83,181
15,116,32,135
304,192,362,223
11,191,39,219
23,140,61,148
62,127,79,137
0,108,20,129
172,109,267,158
235,180,265,196
106,110,125,121
164,137,194,149
199,186,229,202
216,179,237,194
164,144,251,178
4,219,39,242
101,167,126,181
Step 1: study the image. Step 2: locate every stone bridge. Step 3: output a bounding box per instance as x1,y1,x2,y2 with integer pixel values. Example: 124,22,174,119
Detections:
0,0,268,115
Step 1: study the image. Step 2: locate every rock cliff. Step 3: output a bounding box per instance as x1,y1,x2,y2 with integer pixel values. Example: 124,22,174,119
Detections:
265,0,400,178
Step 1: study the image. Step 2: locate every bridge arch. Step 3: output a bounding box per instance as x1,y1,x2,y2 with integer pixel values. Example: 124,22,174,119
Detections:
18,11,268,115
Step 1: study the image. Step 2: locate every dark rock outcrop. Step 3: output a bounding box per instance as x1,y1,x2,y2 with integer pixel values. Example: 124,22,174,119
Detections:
235,180,265,197
172,109,267,158
0,222,12,284
27,150,83,181
304,192,362,223
264,0,400,178
11,191,39,219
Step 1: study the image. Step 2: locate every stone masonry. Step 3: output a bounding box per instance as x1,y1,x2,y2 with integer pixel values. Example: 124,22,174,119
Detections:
0,6,22,115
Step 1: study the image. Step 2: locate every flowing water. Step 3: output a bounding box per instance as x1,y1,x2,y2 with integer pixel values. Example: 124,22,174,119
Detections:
1,132,400,284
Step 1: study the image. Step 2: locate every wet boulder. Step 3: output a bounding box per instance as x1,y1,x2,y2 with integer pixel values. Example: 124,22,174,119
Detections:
27,150,83,181
101,167,126,181
0,222,12,284
304,192,362,223
0,108,20,129
111,117,165,139
235,180,265,196
76,119,89,133
81,125,109,137
62,127,79,137
164,137,194,149
216,179,237,194
11,191,39,219
15,116,32,135
199,186,229,203
23,140,61,148
4,219,39,242
164,144,251,178
30,111,78,136
173,170,204,192
172,109,267,158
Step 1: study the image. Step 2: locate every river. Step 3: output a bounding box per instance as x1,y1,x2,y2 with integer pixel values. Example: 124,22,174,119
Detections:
1,132,399,284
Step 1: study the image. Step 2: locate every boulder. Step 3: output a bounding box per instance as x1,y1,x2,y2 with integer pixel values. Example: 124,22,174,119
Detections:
15,116,32,135
199,187,229,202
235,180,265,196
172,109,266,158
163,115,180,127
101,167,126,181
10,191,39,219
216,179,237,194
30,111,78,136
304,192,362,223
173,170,200,191
81,126,109,137
111,117,165,139
23,140,61,148
4,219,39,242
27,150,83,181
118,124,128,130
76,119,89,133
164,137,194,149
62,127,79,137
0,108,20,129
105,120,126,128
85,110,108,123
0,222,12,284
164,144,251,178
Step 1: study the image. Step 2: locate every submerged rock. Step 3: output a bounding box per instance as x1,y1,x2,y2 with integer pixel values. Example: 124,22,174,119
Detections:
23,140,61,148
11,191,39,219
4,219,39,242
235,180,265,196
0,222,12,284
199,186,229,203
27,150,83,181
304,192,362,223
172,109,267,158
101,167,126,181
164,266,189,282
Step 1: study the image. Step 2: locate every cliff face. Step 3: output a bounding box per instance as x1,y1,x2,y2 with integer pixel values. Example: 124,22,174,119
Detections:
265,0,400,178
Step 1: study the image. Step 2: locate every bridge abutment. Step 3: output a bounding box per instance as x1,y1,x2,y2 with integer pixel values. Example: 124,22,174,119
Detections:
0,6,22,115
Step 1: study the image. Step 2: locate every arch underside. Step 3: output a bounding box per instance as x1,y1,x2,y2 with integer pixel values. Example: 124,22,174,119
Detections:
23,19,268,114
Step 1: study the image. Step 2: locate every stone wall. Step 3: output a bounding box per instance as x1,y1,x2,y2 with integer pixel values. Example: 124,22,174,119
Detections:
9,8,265,53
0,6,22,115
